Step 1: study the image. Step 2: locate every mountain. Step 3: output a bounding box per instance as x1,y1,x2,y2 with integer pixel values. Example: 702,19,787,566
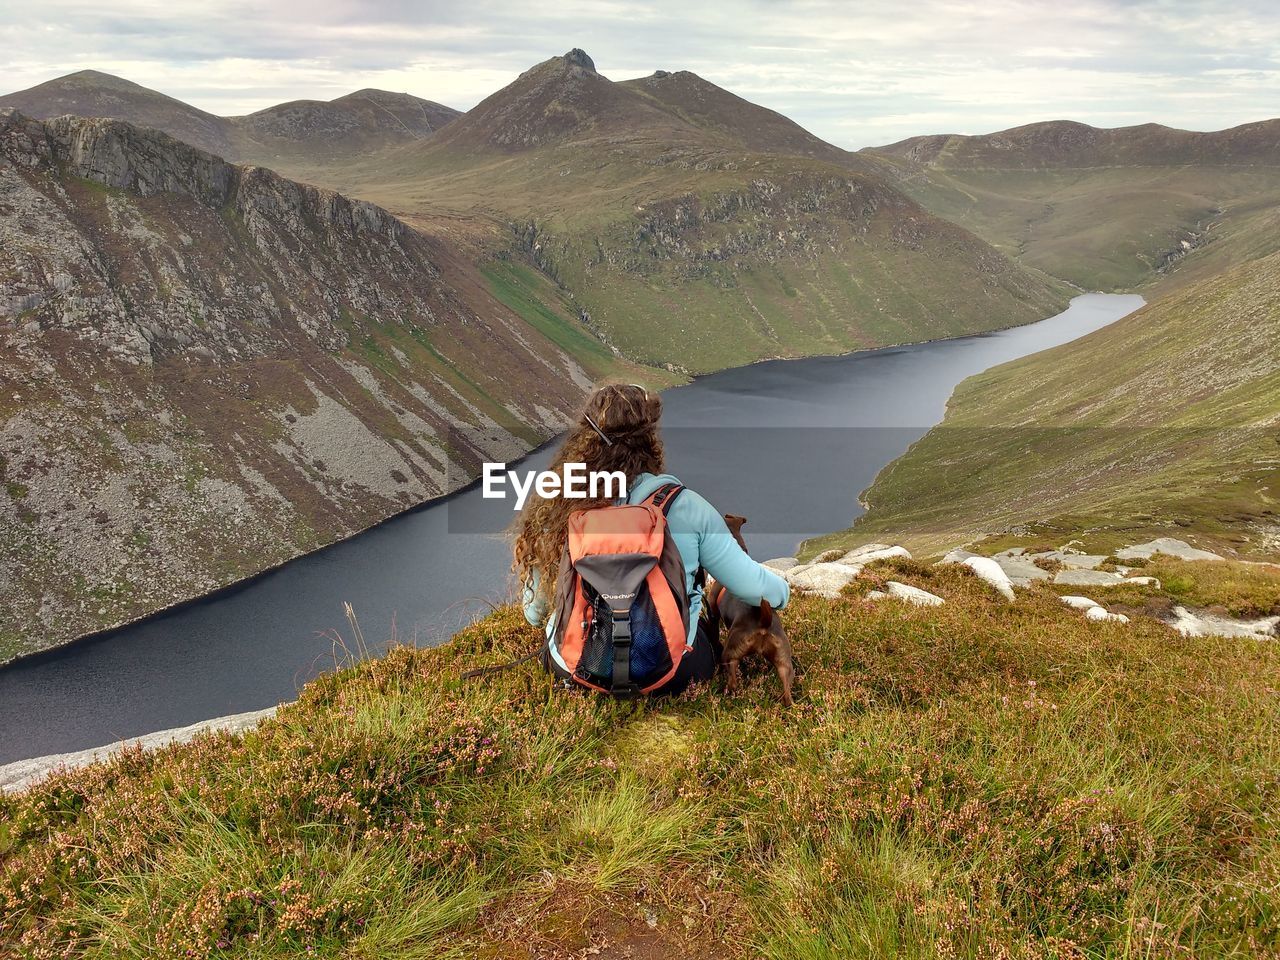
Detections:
0,109,650,662
876,118,1280,168
236,89,458,144
322,51,1070,374
0,71,461,171
864,119,1280,291
0,69,237,157
809,248,1280,560
618,68,863,164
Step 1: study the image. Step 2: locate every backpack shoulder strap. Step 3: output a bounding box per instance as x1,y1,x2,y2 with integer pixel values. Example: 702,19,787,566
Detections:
644,482,684,516
643,482,707,592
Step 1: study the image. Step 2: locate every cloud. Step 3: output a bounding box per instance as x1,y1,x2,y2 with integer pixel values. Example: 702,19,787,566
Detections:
2,0,1278,147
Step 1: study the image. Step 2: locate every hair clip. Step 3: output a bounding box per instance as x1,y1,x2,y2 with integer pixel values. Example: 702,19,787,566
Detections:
583,414,613,446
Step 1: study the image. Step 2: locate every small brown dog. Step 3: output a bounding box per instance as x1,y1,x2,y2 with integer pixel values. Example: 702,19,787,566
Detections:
708,514,796,706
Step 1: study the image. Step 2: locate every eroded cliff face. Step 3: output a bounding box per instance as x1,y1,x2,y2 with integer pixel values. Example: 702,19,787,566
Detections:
0,111,596,661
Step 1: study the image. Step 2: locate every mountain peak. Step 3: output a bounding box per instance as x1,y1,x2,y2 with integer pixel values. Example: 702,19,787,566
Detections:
562,48,597,73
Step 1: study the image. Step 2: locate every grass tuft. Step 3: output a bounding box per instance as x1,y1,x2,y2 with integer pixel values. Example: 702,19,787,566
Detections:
2,564,1278,957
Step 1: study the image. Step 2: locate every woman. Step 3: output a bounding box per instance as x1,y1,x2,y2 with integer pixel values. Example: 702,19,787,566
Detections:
515,383,789,696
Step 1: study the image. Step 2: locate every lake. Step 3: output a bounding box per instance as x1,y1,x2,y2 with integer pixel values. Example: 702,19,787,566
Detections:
0,294,1143,764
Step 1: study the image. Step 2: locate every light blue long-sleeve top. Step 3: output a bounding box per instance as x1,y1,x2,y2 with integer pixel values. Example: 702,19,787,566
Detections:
522,471,790,667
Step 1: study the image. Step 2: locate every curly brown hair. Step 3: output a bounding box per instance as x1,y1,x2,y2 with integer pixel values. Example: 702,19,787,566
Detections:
513,383,664,613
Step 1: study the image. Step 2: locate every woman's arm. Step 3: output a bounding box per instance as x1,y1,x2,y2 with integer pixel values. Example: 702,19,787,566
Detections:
683,491,790,608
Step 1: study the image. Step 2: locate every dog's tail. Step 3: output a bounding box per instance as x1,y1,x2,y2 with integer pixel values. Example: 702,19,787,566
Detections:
759,597,773,629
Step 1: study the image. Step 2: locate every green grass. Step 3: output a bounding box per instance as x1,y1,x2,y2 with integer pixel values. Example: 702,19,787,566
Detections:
4,559,1278,956
868,157,1280,293
275,123,1070,373
809,245,1280,562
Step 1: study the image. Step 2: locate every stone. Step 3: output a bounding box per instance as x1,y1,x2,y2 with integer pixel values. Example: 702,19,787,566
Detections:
1084,605,1128,624
1115,538,1224,562
1051,553,1109,570
785,562,863,599
838,543,912,565
992,555,1052,586
1060,595,1101,610
1123,576,1161,588
1166,606,1279,640
941,547,980,565
763,557,798,572
961,556,1016,600
883,581,945,606
1053,569,1127,587
563,48,598,73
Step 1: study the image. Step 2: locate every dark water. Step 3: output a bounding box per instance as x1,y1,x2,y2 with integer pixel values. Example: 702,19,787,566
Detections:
0,294,1142,763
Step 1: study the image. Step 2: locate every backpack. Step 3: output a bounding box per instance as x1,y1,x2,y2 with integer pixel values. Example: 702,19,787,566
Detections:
550,483,693,696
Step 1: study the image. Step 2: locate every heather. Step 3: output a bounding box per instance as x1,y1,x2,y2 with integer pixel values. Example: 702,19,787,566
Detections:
3,558,1278,958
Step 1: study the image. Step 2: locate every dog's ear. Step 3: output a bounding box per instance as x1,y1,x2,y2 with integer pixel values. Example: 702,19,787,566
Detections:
723,514,749,552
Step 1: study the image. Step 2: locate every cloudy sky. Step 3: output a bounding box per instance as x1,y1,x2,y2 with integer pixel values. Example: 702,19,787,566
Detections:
3,0,1278,148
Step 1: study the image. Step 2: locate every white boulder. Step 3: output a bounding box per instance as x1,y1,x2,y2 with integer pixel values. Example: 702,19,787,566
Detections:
992,554,1053,586
1116,538,1223,562
763,557,799,572
883,581,945,606
839,543,912,565
1084,605,1129,624
1054,569,1126,587
1167,606,1279,640
960,555,1016,600
1123,576,1161,588
785,562,864,599
1060,594,1129,623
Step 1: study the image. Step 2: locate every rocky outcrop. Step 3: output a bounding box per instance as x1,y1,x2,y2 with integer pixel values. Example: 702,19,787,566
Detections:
867,581,945,606
1168,607,1278,640
0,706,280,794
1115,538,1224,562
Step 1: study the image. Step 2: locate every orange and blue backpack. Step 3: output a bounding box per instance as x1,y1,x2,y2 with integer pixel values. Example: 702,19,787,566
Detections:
550,483,695,696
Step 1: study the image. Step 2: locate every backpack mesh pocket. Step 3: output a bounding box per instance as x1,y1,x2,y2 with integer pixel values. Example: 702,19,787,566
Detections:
628,585,673,687
575,583,675,692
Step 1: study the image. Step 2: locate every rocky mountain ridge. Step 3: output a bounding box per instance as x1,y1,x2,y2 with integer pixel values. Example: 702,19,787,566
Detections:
0,109,629,661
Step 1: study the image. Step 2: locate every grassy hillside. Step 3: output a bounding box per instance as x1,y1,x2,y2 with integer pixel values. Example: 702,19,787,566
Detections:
289,52,1071,374
3,558,1278,956
808,247,1280,561
865,120,1280,292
